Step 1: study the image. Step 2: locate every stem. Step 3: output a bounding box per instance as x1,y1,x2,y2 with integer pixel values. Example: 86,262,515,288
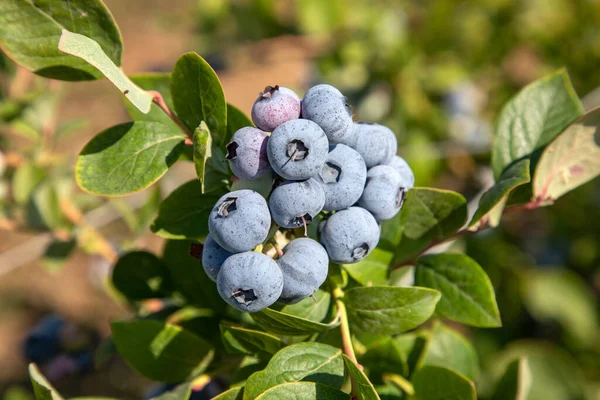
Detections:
333,287,358,364
148,90,193,139
383,373,415,396
392,198,543,269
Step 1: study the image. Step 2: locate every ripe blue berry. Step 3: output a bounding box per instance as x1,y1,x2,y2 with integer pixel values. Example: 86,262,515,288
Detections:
350,122,398,167
23,315,64,364
277,238,329,304
314,144,367,211
201,234,234,282
386,155,415,188
217,252,283,313
359,165,408,221
269,178,325,228
209,190,271,253
267,119,329,180
251,85,301,132
320,207,380,263
226,127,270,180
301,84,354,144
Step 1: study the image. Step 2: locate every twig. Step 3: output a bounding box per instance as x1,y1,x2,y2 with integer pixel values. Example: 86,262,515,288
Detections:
148,90,193,139
333,286,360,398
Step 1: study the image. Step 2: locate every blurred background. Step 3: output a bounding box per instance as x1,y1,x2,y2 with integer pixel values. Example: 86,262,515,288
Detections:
0,0,599,399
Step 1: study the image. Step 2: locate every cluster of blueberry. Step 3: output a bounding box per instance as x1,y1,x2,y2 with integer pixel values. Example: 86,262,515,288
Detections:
202,84,414,313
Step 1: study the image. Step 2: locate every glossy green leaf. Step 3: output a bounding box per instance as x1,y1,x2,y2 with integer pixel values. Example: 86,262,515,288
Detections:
58,30,151,112
226,103,254,143
111,319,214,383
29,364,63,400
212,388,243,400
414,254,501,327
412,366,476,400
112,251,171,300
396,188,467,263
13,162,46,205
230,171,274,198
491,69,584,178
469,159,530,229
126,73,179,129
243,342,345,400
251,306,340,336
343,248,392,286
150,382,193,400
533,107,600,202
488,341,584,400
343,355,380,400
220,324,283,356
359,336,409,377
345,286,441,335
280,289,331,323
0,0,122,81
418,323,479,381
162,239,225,313
30,181,69,230
490,358,531,400
76,121,185,196
522,268,598,345
171,52,227,142
193,122,212,193
151,180,221,240
255,382,350,400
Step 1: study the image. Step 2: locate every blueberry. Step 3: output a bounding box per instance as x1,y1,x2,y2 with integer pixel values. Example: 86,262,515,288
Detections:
202,234,234,282
267,119,329,180
276,238,329,304
359,165,408,221
301,84,354,144
386,155,415,188
350,122,398,167
314,144,367,211
23,314,64,364
209,190,271,252
320,207,380,263
225,127,270,181
251,85,301,132
217,252,283,312
269,178,325,229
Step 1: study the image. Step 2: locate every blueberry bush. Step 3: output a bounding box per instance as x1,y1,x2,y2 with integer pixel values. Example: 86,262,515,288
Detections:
1,1,599,399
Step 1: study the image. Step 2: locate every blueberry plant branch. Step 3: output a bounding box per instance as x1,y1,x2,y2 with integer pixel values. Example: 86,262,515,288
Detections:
147,90,193,142
333,286,360,398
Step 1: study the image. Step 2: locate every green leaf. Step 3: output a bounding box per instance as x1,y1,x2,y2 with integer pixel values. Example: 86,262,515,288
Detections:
162,239,225,313
343,248,392,286
417,323,479,381
490,358,532,400
126,73,178,128
30,181,69,230
0,0,122,81
111,319,214,383
28,364,63,400
414,254,501,327
212,388,243,400
230,171,274,198
151,181,222,240
193,122,212,193
243,342,345,400
533,107,600,202
280,289,331,322
58,30,152,113
491,69,584,178
488,341,584,400
171,52,227,142
469,159,531,229
359,336,409,377
251,307,340,336
343,355,380,400
76,121,185,196
412,366,476,400
42,238,76,273
255,382,350,400
13,162,46,205
226,103,254,143
149,382,193,400
345,286,441,335
521,268,598,346
396,188,467,263
112,251,171,300
220,324,283,356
